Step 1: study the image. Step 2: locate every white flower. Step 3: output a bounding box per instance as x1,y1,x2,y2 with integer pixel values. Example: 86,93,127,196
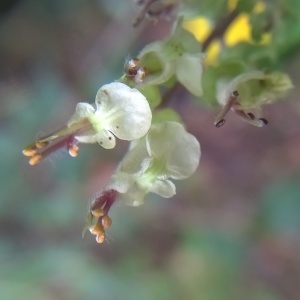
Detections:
23,82,152,165
67,82,152,149
137,17,205,97
217,71,293,108
106,121,201,206
215,71,293,127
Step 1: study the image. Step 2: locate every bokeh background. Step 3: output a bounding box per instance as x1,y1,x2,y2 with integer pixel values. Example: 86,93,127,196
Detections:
1,1,300,299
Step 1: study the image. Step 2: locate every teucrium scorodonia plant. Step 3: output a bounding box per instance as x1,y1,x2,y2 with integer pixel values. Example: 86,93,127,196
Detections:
23,0,295,243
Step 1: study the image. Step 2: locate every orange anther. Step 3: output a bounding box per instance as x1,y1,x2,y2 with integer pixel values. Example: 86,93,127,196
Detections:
102,215,112,229
22,148,37,157
89,222,104,235
91,208,105,218
68,144,79,157
29,154,43,166
36,141,48,149
96,233,105,244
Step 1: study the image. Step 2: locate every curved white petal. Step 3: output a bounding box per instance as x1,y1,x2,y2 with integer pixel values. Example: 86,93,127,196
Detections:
138,42,175,85
116,182,148,207
67,102,95,127
176,53,204,97
106,171,136,194
118,137,150,174
75,129,116,149
217,71,265,106
146,121,200,179
94,82,152,141
149,179,176,198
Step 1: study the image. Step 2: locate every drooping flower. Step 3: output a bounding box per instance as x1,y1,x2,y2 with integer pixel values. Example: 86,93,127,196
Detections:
88,121,200,243
110,121,200,205
214,70,293,127
125,17,205,97
23,82,152,165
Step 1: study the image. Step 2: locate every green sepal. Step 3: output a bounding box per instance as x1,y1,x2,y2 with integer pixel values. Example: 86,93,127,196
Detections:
137,85,162,109
152,108,182,124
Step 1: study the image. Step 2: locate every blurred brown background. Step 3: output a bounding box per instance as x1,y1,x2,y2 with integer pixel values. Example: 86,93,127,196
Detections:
1,1,300,299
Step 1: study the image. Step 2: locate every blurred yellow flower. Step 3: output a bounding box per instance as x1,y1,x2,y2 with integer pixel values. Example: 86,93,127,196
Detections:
183,0,271,64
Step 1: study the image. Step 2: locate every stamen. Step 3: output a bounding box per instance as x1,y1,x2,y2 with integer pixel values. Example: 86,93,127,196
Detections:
259,118,268,125
91,208,105,218
215,90,239,127
29,154,43,165
247,113,255,120
68,144,79,157
96,233,106,244
233,109,268,127
89,222,104,235
36,141,48,149
88,189,118,244
22,148,37,157
89,218,107,244
125,58,140,76
135,67,147,84
102,215,112,229
215,119,226,128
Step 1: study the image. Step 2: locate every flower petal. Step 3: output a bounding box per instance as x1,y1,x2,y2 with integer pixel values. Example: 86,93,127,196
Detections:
116,182,148,207
67,102,95,127
94,82,152,141
176,53,204,97
217,71,265,106
149,179,176,198
217,70,293,109
75,129,116,149
106,171,136,194
146,121,200,179
118,137,151,175
138,42,175,85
